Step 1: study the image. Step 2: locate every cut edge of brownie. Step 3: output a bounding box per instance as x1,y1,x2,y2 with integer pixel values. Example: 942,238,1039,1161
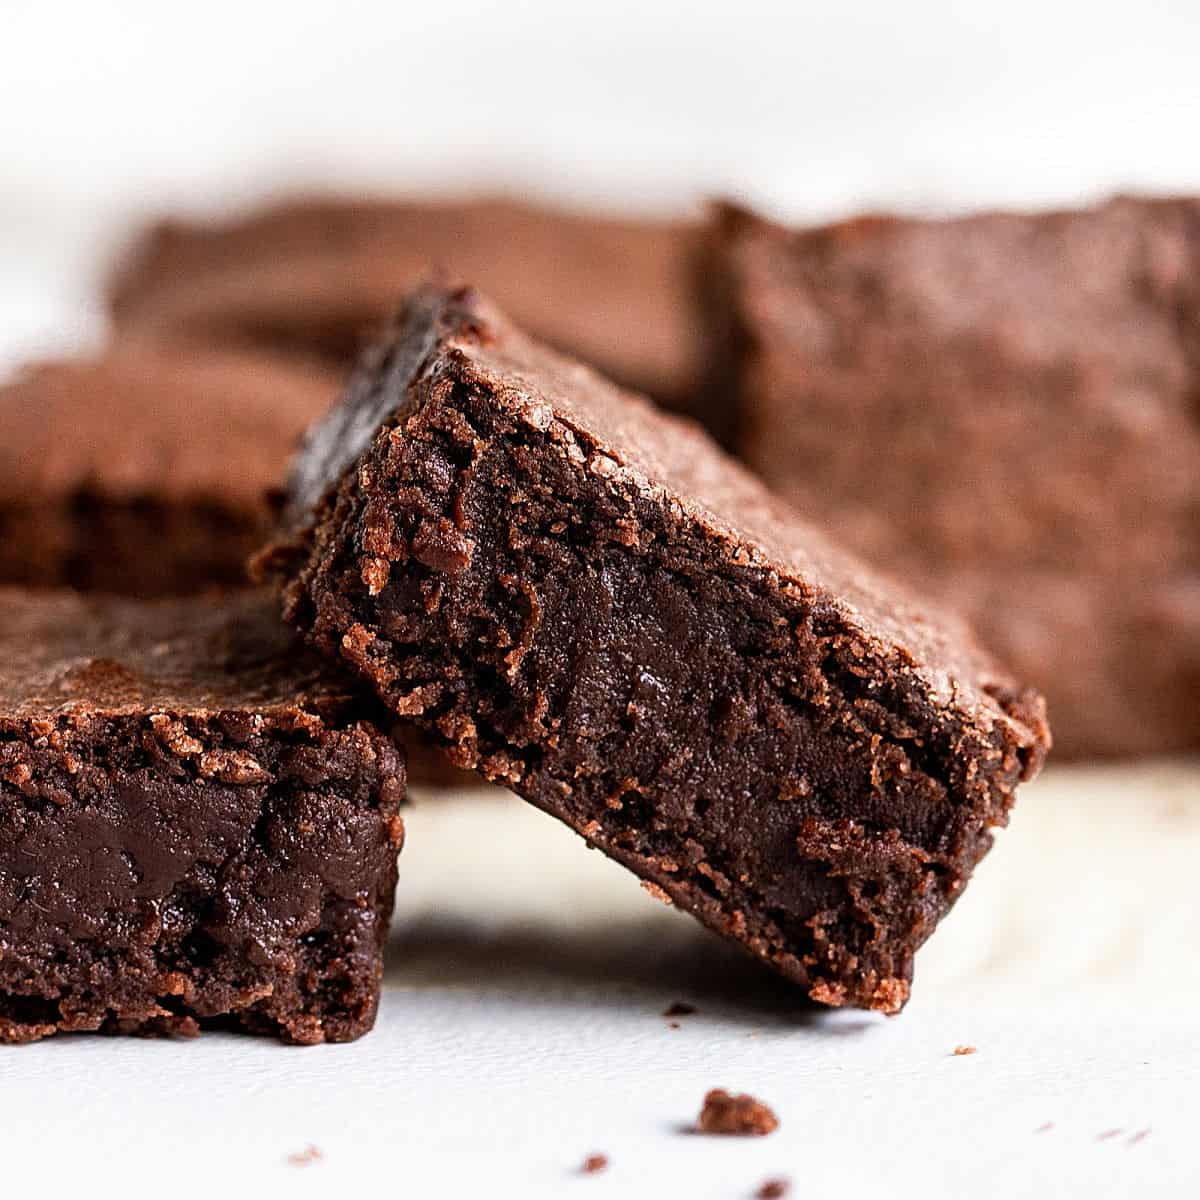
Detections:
0,591,405,1044
265,286,1048,1014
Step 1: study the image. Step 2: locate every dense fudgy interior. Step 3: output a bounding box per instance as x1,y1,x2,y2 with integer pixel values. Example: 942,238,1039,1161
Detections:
285,374,1038,1012
0,711,402,1043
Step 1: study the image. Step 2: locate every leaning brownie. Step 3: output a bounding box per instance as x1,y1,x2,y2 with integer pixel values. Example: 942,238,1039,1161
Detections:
107,195,706,415
0,589,404,1044
265,285,1048,1013
709,199,1200,758
0,343,338,595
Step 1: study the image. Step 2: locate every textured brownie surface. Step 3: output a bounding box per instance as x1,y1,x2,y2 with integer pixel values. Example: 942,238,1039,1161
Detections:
0,589,404,1044
712,198,1200,758
108,195,706,412
0,343,338,594
268,286,1048,1013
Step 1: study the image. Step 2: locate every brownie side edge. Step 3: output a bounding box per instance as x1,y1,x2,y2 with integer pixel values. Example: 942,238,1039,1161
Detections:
0,709,404,1044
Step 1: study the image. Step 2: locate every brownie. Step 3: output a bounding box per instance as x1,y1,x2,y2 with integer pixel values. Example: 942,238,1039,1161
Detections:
264,285,1048,1013
0,588,404,1043
107,195,706,413
0,343,339,595
710,198,1200,758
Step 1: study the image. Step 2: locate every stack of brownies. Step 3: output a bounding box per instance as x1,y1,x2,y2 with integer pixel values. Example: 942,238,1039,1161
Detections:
3,189,1195,1044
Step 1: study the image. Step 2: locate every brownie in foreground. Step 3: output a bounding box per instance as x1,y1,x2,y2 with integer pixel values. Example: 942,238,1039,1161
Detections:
709,199,1200,758
266,286,1048,1013
0,589,404,1043
0,343,338,594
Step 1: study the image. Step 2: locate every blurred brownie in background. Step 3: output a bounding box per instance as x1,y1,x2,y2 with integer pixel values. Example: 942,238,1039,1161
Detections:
711,197,1200,758
0,343,338,595
107,195,708,416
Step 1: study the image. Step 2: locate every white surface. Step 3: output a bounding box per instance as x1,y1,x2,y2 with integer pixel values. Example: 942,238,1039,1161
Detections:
2,4,1200,1195
1,765,1198,1198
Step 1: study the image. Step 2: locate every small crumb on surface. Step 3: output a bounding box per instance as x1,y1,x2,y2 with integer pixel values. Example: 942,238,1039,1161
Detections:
669,1021,681,1030
664,1002,697,1017
696,1089,779,1136
287,1146,323,1167
952,1045,977,1056
756,1178,791,1199
581,1154,609,1174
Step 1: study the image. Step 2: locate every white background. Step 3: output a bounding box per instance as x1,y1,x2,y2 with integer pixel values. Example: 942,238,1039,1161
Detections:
4,0,1200,364
1,3,1199,1196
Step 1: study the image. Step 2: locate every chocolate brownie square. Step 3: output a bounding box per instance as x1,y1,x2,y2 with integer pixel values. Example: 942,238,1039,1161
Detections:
0,589,404,1043
107,195,706,414
263,285,1048,1013
0,343,339,595
709,198,1200,758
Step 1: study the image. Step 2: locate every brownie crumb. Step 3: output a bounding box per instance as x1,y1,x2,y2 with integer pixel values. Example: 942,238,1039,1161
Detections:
581,1154,609,1174
640,880,673,905
952,1045,977,1056
696,1089,779,1136
756,1179,791,1199
664,1002,697,1017
287,1146,323,1167
669,1021,681,1030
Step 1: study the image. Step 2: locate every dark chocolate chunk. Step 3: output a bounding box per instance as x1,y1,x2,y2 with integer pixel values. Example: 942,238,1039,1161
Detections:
265,285,1047,1013
709,199,1200,758
0,588,404,1044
